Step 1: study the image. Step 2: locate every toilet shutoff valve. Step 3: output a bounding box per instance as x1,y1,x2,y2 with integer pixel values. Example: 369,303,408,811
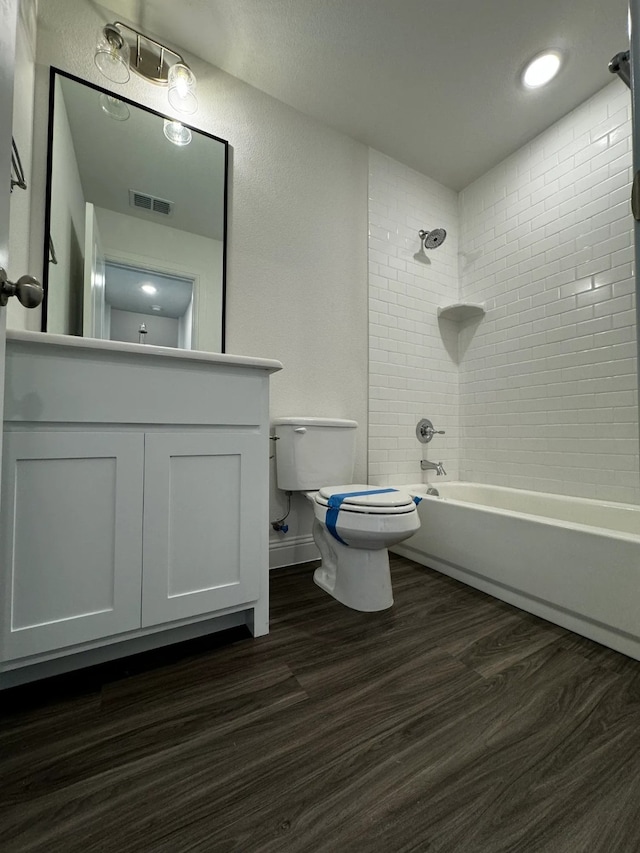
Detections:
271,491,292,534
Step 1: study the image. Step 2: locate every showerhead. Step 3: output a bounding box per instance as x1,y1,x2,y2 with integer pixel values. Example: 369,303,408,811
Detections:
419,228,447,249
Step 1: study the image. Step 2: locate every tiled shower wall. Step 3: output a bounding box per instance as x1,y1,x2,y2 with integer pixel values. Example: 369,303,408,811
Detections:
368,150,459,486
459,82,639,503
369,81,639,503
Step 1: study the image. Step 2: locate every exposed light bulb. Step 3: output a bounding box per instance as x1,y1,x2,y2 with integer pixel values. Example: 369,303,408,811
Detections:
141,283,157,295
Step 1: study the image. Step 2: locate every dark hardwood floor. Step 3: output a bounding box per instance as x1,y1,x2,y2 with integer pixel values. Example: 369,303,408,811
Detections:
2,556,640,852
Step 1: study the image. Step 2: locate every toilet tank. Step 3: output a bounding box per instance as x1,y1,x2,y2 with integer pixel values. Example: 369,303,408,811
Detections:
273,417,357,490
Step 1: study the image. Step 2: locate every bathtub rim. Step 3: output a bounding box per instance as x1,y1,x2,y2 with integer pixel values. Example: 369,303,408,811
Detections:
402,481,640,544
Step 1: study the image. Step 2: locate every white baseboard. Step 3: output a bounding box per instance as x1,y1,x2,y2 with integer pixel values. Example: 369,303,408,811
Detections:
269,534,319,570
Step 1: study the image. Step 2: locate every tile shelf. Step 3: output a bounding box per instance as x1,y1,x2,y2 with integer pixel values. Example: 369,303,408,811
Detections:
437,303,486,322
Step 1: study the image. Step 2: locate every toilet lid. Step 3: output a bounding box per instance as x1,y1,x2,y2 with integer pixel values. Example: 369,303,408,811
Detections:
316,484,416,514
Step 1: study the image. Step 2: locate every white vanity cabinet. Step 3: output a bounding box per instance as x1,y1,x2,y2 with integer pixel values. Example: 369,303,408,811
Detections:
0,331,282,686
141,430,263,627
1,430,145,659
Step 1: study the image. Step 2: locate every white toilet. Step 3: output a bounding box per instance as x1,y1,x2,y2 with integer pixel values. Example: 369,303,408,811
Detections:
273,417,420,611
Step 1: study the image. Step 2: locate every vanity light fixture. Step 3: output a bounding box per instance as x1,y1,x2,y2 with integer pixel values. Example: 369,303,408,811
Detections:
163,119,192,146
141,283,157,295
94,21,198,114
522,50,562,89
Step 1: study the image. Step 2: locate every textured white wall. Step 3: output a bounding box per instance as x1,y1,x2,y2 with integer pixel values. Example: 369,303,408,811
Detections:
459,82,638,504
368,150,459,486
26,0,369,565
109,308,179,348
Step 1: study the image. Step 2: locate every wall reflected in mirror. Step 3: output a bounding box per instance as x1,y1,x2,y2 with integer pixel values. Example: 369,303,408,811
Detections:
43,69,228,351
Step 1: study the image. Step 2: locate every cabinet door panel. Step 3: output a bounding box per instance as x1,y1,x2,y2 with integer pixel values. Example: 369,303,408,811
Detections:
1,432,144,660
142,432,262,626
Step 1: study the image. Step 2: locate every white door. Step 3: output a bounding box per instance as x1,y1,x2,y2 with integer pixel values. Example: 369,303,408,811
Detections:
83,201,107,338
0,0,19,522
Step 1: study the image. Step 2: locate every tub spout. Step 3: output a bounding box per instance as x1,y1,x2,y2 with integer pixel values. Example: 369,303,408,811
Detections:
421,459,446,475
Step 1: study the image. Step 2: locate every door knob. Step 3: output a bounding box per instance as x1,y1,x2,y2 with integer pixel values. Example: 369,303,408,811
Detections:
0,267,44,308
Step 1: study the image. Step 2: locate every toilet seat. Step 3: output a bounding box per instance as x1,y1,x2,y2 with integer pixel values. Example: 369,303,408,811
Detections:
309,483,420,556
316,484,417,515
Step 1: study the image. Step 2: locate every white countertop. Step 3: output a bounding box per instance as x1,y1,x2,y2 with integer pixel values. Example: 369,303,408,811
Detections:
6,330,283,373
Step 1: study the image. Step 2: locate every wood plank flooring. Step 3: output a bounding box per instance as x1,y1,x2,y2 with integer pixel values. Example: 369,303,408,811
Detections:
2,556,640,852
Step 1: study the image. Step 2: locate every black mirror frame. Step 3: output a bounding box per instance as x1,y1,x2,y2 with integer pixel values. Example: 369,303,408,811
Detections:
42,66,229,352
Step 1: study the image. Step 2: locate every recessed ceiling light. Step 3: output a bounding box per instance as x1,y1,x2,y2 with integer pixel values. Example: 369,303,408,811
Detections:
141,283,157,295
522,50,562,89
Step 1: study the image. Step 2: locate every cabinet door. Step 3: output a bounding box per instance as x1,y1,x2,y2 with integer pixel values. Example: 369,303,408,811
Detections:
142,432,262,627
1,432,144,661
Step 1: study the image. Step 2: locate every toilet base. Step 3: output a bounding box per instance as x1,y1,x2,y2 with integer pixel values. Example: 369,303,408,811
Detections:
312,520,394,611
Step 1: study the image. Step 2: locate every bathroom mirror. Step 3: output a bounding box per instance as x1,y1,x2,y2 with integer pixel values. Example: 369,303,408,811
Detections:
42,68,228,351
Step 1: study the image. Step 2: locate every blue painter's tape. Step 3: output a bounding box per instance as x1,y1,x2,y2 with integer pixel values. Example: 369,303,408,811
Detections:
325,507,349,546
327,488,398,508
324,488,398,546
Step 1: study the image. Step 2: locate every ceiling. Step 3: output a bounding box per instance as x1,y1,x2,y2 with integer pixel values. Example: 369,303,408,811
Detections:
101,0,630,191
105,262,193,318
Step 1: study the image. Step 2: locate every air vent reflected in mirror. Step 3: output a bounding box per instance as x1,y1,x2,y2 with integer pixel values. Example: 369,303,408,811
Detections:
129,189,174,216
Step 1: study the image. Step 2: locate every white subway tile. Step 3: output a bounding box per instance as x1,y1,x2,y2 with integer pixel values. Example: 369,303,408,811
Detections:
370,82,637,504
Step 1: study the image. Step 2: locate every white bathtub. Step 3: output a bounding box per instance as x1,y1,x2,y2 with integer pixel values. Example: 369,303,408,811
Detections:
393,482,640,660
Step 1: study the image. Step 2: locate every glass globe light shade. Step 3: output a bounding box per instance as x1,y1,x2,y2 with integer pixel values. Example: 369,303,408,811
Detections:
94,25,131,84
167,63,198,114
163,119,192,146
99,94,130,121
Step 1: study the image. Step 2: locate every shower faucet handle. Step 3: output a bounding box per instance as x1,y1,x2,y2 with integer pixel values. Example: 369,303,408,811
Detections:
416,418,445,444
